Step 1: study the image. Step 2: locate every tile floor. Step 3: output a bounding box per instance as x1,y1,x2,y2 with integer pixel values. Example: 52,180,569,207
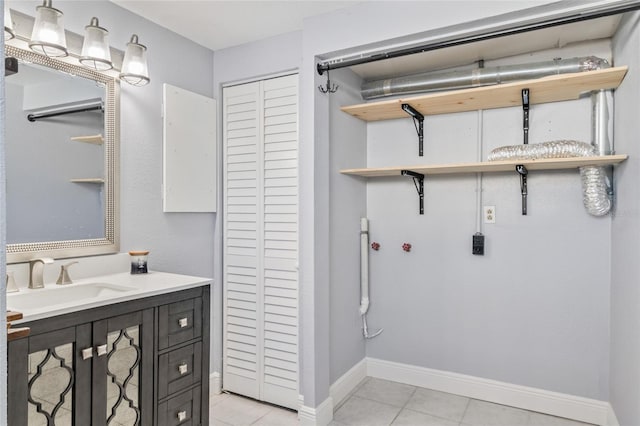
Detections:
210,391,299,426
210,377,596,426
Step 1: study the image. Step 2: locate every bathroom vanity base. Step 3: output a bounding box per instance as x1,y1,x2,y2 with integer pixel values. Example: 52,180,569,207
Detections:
7,284,210,426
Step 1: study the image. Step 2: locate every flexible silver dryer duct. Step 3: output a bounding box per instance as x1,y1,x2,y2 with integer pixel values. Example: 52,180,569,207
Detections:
361,56,609,99
488,140,611,216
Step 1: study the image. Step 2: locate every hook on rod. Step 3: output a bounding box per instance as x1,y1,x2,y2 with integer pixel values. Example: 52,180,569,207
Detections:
318,69,339,94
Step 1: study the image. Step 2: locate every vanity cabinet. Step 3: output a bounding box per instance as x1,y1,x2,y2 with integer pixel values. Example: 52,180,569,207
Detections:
7,285,210,426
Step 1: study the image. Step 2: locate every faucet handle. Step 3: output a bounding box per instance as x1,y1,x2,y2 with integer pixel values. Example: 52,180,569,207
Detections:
29,257,54,265
56,261,78,285
6,272,18,293
62,261,78,270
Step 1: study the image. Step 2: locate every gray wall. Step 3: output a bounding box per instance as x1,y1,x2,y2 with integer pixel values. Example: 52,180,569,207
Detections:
9,1,216,277
301,0,558,407
328,68,367,384
363,46,611,400
610,11,640,426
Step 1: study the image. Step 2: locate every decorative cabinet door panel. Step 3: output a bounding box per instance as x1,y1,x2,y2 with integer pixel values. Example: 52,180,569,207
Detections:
92,309,154,426
8,309,154,426
8,324,92,426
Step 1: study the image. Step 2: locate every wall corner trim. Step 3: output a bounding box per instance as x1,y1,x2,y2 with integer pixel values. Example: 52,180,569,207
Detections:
329,358,368,407
210,372,222,395
366,357,611,425
298,395,334,426
606,403,620,426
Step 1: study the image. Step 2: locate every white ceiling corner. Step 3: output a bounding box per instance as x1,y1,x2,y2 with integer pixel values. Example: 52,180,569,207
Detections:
109,0,362,51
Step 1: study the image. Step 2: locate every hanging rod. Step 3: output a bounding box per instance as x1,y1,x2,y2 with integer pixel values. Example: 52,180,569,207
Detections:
27,102,103,122
316,0,640,75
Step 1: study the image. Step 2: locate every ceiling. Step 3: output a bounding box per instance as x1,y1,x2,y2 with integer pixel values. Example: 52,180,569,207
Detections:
110,1,625,83
110,0,361,51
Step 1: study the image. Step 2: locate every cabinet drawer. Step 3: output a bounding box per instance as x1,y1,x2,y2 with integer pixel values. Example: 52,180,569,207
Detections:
158,342,202,400
158,386,202,426
159,298,203,350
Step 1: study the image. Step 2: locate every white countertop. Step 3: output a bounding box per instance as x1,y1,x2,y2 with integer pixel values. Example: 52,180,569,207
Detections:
8,271,211,323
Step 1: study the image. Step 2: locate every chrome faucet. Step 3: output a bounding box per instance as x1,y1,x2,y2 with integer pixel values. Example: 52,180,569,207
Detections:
56,261,78,285
28,258,54,289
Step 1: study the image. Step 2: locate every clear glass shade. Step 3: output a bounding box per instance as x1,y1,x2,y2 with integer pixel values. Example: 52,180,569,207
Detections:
29,0,67,57
80,17,112,71
4,4,15,41
119,35,150,87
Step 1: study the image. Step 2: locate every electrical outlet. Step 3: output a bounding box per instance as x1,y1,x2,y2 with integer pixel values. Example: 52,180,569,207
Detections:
483,205,496,224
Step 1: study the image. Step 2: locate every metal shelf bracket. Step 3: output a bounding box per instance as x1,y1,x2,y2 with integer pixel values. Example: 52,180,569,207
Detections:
515,164,528,215
401,170,425,214
402,103,425,156
522,88,530,145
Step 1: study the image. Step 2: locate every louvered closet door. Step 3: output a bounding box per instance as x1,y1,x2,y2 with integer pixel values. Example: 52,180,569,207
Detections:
222,74,298,410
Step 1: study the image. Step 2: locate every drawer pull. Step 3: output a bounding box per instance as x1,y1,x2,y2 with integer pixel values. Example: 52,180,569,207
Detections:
96,344,108,356
81,347,93,360
178,317,188,328
178,363,188,375
177,410,187,422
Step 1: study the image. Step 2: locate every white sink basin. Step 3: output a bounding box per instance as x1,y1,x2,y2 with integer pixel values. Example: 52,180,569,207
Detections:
7,282,136,312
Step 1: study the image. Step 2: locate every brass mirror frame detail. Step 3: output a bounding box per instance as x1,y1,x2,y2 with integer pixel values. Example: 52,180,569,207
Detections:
5,45,120,264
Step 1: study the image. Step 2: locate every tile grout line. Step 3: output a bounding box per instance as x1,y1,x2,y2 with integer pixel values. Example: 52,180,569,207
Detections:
458,397,472,426
387,386,418,425
335,377,370,412
401,393,474,425
249,406,274,426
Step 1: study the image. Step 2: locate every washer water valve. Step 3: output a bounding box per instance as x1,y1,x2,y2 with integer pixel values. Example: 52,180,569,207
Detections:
402,243,412,252
371,242,380,251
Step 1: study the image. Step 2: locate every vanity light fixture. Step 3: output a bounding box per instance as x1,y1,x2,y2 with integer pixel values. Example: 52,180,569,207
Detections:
119,34,150,86
16,1,150,86
79,17,112,71
4,3,15,41
29,0,67,57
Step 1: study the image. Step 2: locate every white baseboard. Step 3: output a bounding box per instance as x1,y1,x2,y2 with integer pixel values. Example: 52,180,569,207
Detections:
367,357,610,426
298,396,334,426
329,358,367,407
210,371,222,394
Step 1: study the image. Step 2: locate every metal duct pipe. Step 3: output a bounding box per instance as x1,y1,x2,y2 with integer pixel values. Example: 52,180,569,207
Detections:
361,56,609,99
592,90,611,156
488,140,611,216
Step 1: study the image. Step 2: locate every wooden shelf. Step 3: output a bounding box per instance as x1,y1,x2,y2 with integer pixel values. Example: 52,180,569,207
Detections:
341,67,628,122
70,178,105,184
70,134,103,145
340,155,628,177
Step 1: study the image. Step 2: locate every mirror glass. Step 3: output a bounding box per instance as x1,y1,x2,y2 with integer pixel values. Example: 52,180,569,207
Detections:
5,45,119,263
6,62,105,243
